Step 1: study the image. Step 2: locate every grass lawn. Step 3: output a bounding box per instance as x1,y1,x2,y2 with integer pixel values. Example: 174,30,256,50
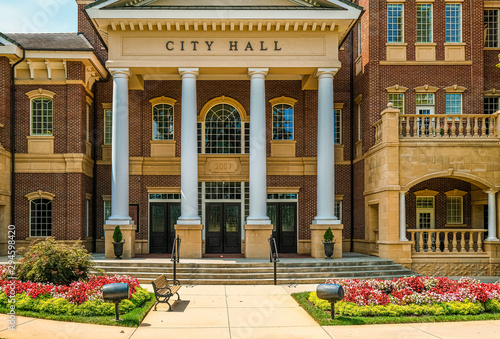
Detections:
0,293,156,327
292,292,500,326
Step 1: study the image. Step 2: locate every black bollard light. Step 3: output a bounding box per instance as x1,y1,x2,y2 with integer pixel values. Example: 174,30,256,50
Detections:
103,283,130,321
316,283,345,319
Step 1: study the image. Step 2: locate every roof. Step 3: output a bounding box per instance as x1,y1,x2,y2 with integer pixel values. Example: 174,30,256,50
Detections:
1,33,94,51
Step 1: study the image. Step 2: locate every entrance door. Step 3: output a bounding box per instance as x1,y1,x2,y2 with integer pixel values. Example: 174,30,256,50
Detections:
150,203,181,253
417,107,434,136
267,202,297,253
416,197,435,251
206,203,241,253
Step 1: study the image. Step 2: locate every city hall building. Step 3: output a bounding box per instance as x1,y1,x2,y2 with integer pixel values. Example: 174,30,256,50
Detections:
1,0,500,276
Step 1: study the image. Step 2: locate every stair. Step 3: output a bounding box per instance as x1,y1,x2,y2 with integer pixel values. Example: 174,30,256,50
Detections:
92,255,415,285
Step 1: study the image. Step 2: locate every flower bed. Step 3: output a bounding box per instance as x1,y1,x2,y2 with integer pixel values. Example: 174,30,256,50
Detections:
309,277,500,317
0,274,151,317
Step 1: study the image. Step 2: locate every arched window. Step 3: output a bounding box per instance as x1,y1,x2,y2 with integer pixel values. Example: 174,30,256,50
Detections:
153,104,174,140
30,198,52,237
204,103,242,154
272,104,294,140
31,98,53,136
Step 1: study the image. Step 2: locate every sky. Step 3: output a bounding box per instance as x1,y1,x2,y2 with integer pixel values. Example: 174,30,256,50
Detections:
0,0,77,33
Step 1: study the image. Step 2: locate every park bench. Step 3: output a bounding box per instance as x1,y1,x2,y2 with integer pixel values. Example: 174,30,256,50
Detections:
151,274,181,311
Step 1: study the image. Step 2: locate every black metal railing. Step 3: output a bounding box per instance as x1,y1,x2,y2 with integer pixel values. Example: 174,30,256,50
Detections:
170,235,181,282
268,236,279,285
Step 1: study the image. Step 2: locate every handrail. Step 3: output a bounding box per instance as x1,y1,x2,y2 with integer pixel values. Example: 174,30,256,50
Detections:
268,236,279,285
170,235,181,282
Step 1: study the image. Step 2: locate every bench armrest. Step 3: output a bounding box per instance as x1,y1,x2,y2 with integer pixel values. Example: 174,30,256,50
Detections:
167,279,181,286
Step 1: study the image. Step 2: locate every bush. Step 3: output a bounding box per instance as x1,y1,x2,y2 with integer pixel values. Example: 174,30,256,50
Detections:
16,238,97,285
113,226,123,243
323,227,334,243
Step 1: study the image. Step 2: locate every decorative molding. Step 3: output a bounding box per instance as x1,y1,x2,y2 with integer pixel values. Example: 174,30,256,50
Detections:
335,194,345,201
484,89,500,97
269,96,297,107
15,153,94,177
86,193,93,200
102,103,112,109
146,187,181,194
101,195,110,201
25,190,55,201
445,189,467,197
380,61,473,65
385,85,408,93
149,96,177,106
414,189,439,197
444,85,467,93
354,94,363,105
85,96,93,105
199,96,248,122
334,103,344,109
267,187,301,194
25,88,56,100
414,85,439,93
484,1,500,8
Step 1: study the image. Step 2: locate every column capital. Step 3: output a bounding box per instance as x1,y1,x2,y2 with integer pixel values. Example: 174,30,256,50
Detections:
179,68,199,78
248,68,269,79
109,68,131,78
486,190,498,195
314,68,338,79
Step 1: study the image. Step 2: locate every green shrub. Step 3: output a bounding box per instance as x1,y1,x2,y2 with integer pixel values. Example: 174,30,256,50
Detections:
130,286,151,307
16,238,97,285
323,227,334,243
484,299,500,313
113,226,123,243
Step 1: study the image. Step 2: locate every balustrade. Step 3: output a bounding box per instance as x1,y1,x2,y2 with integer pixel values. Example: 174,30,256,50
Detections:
408,229,487,254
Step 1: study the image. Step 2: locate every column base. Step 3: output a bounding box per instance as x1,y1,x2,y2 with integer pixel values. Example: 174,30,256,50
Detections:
377,241,412,266
104,224,136,259
175,224,203,259
244,224,273,259
310,224,343,259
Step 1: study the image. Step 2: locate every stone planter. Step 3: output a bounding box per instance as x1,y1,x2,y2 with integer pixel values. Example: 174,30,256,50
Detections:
323,242,334,259
113,241,124,259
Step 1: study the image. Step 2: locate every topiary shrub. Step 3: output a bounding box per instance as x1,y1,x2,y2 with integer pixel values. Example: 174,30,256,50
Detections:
113,226,123,243
323,227,334,243
16,238,97,285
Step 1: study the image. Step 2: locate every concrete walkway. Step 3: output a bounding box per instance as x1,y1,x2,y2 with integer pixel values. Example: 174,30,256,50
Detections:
0,284,500,338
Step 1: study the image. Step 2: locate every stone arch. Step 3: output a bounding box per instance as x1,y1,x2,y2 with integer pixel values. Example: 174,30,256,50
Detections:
402,171,494,192
25,190,55,201
198,96,248,122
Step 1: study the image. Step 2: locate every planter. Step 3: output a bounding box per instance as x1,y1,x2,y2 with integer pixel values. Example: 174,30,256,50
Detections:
323,242,334,259
112,241,124,259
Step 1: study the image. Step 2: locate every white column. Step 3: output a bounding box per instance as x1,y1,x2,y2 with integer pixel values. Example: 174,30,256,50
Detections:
246,68,270,225
487,190,499,241
106,68,133,225
177,68,201,225
399,191,408,241
313,68,339,225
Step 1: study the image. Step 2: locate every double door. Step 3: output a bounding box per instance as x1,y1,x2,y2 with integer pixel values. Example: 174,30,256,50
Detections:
150,203,181,253
205,203,241,253
267,202,297,253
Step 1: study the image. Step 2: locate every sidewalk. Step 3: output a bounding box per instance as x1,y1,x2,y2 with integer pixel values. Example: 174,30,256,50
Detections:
0,284,499,338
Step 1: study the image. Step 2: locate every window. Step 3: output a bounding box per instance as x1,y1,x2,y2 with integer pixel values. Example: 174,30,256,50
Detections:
358,22,362,55
31,98,53,136
86,199,90,237
446,4,462,43
272,104,294,140
484,97,499,115
334,109,342,145
30,199,52,237
417,4,433,43
335,200,342,222
357,104,362,141
388,93,404,114
104,109,112,145
203,104,242,154
153,104,174,140
446,94,462,115
103,200,111,223
485,10,499,48
387,4,404,43
86,104,90,142
416,93,435,106
447,196,463,224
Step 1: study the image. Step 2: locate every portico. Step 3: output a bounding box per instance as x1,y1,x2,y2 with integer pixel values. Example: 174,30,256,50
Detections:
85,0,362,259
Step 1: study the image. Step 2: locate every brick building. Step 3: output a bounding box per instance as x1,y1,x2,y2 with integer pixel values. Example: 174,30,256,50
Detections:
0,0,499,276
